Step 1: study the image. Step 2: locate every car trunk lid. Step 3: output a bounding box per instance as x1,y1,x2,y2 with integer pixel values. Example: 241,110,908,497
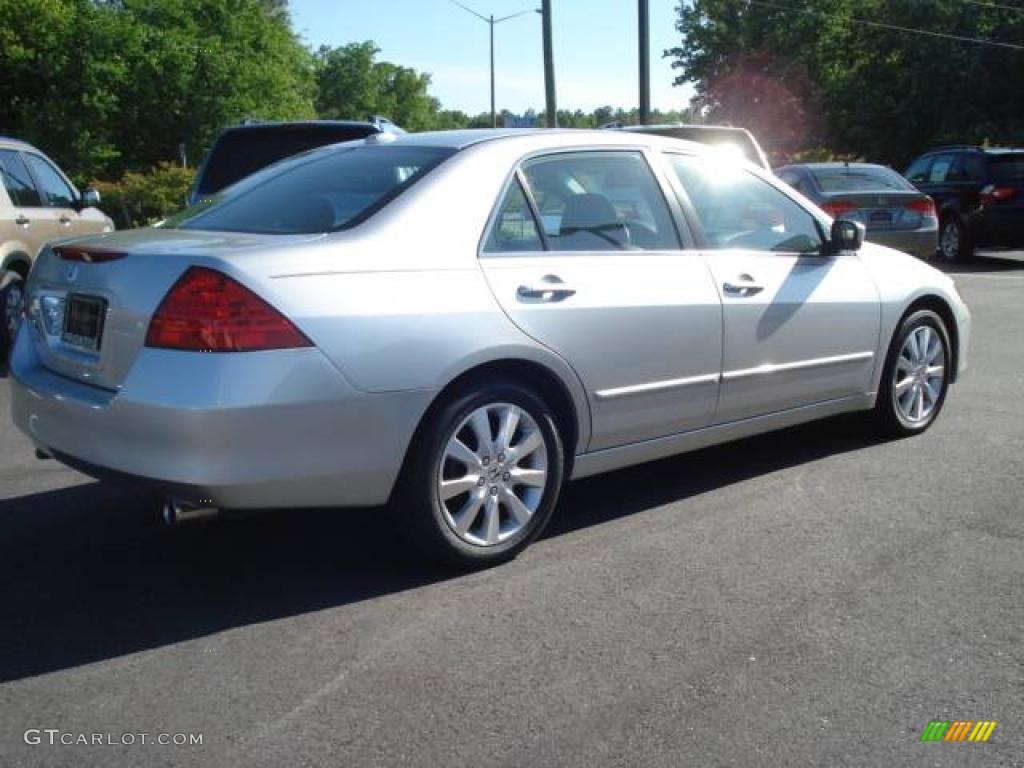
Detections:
819,191,936,231
24,229,323,391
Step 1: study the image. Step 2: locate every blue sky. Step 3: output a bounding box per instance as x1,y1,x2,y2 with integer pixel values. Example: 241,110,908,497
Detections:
290,1,694,115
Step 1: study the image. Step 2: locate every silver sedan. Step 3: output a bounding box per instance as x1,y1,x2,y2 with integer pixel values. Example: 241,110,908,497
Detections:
9,130,970,566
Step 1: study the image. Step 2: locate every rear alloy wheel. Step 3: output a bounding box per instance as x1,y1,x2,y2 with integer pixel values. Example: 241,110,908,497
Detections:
875,309,951,436
938,216,971,262
395,383,564,567
0,270,25,358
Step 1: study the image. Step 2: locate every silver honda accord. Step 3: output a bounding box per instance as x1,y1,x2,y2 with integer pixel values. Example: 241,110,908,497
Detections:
9,129,970,566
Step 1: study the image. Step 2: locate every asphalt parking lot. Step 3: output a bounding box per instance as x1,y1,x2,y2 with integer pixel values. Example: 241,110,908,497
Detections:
1,253,1022,768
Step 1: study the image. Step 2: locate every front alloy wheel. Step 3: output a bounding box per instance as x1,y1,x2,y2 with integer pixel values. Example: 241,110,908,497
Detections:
876,309,951,436
892,325,946,426
396,382,564,567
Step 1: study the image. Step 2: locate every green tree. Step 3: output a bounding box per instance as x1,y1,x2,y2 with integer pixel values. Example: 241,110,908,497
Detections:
315,42,443,131
667,0,1024,165
0,0,316,180
114,0,316,173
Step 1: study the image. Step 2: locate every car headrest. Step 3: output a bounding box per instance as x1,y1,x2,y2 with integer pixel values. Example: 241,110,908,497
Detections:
557,193,629,250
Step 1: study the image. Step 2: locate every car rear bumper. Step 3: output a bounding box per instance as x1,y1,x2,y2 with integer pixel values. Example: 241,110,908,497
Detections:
9,325,432,509
867,227,938,259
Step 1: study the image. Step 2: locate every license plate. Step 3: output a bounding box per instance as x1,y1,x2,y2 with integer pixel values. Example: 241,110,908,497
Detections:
62,293,107,351
869,210,893,224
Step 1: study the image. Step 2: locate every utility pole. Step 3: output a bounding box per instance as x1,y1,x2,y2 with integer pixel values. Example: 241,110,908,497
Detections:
541,0,557,127
638,0,650,124
490,16,496,126
451,1,538,128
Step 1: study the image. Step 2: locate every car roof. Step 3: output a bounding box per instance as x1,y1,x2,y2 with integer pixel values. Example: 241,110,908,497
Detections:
220,120,383,134
781,162,894,171
0,136,35,150
618,123,753,135
355,128,716,153
923,145,1024,155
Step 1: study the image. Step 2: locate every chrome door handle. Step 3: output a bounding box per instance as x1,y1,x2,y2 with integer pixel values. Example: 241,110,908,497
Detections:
723,275,764,297
518,276,576,301
59,215,72,225
15,215,30,226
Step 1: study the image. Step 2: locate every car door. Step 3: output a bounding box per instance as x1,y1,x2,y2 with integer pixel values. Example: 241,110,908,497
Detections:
907,152,970,218
932,153,976,215
478,149,723,451
23,152,106,240
664,152,881,424
0,149,56,258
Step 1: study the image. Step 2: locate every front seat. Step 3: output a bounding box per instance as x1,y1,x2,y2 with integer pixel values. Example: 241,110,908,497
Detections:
556,193,630,251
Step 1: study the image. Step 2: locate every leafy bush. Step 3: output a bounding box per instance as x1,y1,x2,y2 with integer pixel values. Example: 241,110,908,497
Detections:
92,163,195,229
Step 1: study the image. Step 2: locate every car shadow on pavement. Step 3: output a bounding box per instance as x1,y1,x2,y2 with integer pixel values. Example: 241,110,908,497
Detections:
931,251,1024,274
0,414,884,683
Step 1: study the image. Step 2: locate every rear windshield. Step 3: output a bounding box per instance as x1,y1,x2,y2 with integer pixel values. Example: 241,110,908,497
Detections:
196,126,380,195
171,145,454,234
811,166,911,192
990,154,1024,182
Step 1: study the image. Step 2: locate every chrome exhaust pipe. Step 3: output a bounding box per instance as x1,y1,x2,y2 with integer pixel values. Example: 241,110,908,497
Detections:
161,498,220,526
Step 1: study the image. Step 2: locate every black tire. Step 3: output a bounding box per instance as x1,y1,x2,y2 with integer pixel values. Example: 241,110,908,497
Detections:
937,215,972,262
393,381,565,568
0,270,26,361
874,309,952,437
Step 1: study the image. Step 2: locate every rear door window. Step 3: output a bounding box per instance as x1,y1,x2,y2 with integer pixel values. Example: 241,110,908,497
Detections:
904,156,932,184
0,150,43,207
959,154,987,181
484,177,544,253
521,151,680,251
927,154,955,183
24,154,76,207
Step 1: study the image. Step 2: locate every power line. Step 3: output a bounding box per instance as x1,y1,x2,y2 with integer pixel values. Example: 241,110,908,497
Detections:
957,0,1024,13
744,0,1024,50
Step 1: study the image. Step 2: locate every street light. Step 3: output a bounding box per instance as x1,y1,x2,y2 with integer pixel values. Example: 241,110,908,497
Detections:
450,0,538,127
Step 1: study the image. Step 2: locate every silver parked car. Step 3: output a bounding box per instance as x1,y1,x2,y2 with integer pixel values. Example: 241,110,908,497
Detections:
776,162,939,258
9,130,970,566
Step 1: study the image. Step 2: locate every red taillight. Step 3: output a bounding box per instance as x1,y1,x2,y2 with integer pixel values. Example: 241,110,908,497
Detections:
980,185,1017,205
145,267,312,352
905,197,937,218
54,246,125,263
821,201,857,219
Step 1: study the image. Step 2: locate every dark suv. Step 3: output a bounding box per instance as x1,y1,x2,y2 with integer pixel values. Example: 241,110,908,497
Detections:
189,117,404,205
904,145,1024,261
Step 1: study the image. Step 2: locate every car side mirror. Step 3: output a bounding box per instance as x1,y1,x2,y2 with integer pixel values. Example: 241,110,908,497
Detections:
822,218,864,255
79,187,101,209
